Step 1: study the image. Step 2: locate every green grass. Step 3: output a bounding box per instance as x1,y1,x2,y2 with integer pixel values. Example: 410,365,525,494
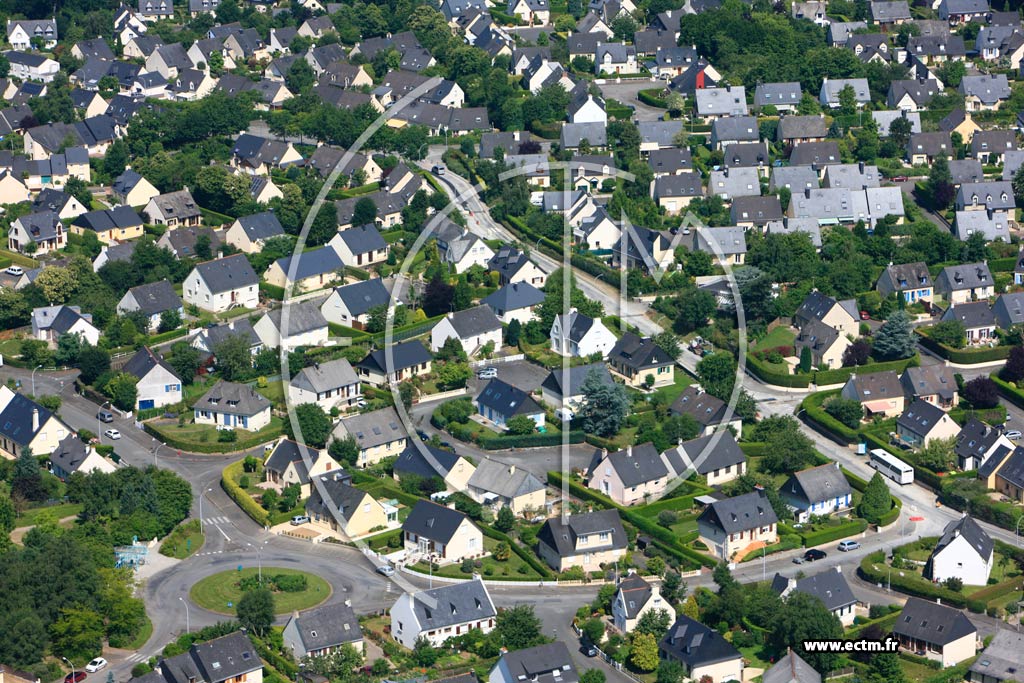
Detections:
256,380,285,409
753,327,796,351
151,416,285,452
14,502,82,527
190,567,331,614
409,536,543,580
123,615,154,650
0,338,24,359
648,375,694,405
159,519,205,559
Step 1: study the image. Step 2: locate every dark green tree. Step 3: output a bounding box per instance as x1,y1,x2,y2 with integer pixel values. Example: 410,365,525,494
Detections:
858,472,891,524
494,506,515,533
578,368,629,437
287,404,332,448
494,604,545,649
872,309,915,360
769,592,843,672
236,588,274,636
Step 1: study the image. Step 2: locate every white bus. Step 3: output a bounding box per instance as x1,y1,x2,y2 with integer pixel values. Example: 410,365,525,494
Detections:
869,448,915,485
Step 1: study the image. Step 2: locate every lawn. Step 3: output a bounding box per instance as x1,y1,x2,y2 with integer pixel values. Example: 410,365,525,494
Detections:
151,416,285,452
409,536,543,580
648,375,694,406
123,615,154,650
256,380,285,409
753,327,796,352
0,337,24,360
159,519,205,559
14,502,82,527
190,567,331,614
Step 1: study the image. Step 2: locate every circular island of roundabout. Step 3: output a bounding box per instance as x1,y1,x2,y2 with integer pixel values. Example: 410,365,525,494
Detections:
189,567,332,615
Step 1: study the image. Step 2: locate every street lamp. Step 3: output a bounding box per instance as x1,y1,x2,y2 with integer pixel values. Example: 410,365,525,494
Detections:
199,487,213,534
31,364,42,396
248,540,268,583
1016,515,1024,547
98,400,110,439
179,596,190,633
61,656,75,683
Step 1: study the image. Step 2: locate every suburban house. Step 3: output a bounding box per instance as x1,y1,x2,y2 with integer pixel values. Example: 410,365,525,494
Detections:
658,616,744,683
794,320,851,370
489,247,547,287
70,207,145,244
941,302,997,345
586,443,670,506
793,291,860,338
896,399,960,449
892,597,978,667
466,459,546,516
393,443,476,493
190,319,263,360
840,371,906,418
31,305,101,348
231,133,303,175
611,573,676,634
762,650,821,683
320,279,396,330
536,509,628,572
967,630,1024,683
994,292,1024,328
606,333,675,389
144,189,201,227
779,462,853,522
663,432,748,486
669,386,743,436
935,263,995,304
979,445,1024,500
7,211,64,254
355,340,432,387
475,378,545,430
0,387,70,459
770,567,858,626
550,309,616,358
282,602,363,660
224,212,286,253
489,643,578,683
117,280,184,333
481,282,545,325
402,499,484,564
334,406,408,467
328,224,390,267
304,475,391,540
924,515,993,585
389,578,496,649
7,19,57,50
876,261,934,303
288,358,361,413
900,365,959,410
157,226,221,260
253,301,329,351
430,306,503,355
50,435,116,479
129,632,263,683
955,418,1013,471
697,489,779,561
122,346,183,411
264,246,344,293
193,380,272,432
539,363,613,419
183,254,259,313
263,438,343,499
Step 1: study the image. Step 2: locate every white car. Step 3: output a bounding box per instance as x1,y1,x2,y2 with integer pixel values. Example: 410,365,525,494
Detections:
104,429,121,440
376,564,395,577
1006,429,1022,440
85,659,107,673
477,367,498,379
5,265,23,276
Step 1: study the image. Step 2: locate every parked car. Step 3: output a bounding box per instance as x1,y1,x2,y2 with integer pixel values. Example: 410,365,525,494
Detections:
376,564,395,577
891,175,908,182
838,540,860,552
85,659,107,673
5,265,23,276
103,429,121,440
97,410,114,423
804,548,827,562
581,644,599,658
290,515,310,526
1005,429,1022,440
860,310,871,320
477,367,498,379
432,165,446,176
64,673,86,683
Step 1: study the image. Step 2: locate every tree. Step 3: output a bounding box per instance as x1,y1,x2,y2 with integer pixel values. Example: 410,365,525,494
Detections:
50,606,105,662
287,404,332,448
55,332,83,367
917,436,956,472
167,342,202,383
13,447,42,502
505,414,536,436
872,310,915,360
866,652,907,683
629,632,660,672
285,59,315,94
838,84,858,115
582,617,605,644
889,116,913,151
842,340,870,367
495,506,515,533
799,345,812,373
962,231,988,263
696,352,736,401
635,609,671,640
159,308,182,333
963,376,999,408
824,397,864,429
578,368,629,437
105,373,138,412
929,320,966,349
412,636,438,667
35,267,77,304
580,671,606,683
352,197,378,227
927,156,955,210
211,333,253,381
494,605,544,649
769,592,843,673
858,472,891,524
436,361,471,391
452,276,472,311
422,275,456,318
65,176,93,209
1014,166,1024,206
656,661,686,683
1002,346,1024,383
435,336,468,363
610,13,638,41
236,587,274,636
507,318,522,346
676,289,716,334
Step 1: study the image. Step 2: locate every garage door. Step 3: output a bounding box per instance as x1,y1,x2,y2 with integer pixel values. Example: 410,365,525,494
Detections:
138,399,155,410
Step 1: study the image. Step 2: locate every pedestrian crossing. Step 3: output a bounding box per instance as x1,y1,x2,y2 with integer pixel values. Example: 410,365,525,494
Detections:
125,653,148,663
204,516,230,525
195,550,225,556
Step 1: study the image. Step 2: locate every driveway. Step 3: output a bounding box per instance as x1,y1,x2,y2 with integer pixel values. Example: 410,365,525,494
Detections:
596,79,666,122
469,359,551,394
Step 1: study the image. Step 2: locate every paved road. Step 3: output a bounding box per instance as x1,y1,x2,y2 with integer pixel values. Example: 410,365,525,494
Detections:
596,80,667,122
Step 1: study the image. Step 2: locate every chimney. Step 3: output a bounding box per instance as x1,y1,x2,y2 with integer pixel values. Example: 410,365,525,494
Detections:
32,408,39,432
508,464,515,475
627,444,632,457
835,565,842,574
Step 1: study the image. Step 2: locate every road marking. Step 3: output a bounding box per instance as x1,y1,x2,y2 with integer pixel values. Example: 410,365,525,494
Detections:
215,524,230,541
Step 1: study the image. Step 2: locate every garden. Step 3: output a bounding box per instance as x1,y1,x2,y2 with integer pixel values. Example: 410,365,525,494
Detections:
145,415,286,454
407,536,545,581
189,567,331,615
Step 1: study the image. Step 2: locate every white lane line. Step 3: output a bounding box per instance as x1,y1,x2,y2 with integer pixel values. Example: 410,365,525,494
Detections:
215,524,230,541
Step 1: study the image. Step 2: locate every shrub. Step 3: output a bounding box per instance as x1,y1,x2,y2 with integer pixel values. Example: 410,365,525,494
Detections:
217,429,238,443
943,576,963,592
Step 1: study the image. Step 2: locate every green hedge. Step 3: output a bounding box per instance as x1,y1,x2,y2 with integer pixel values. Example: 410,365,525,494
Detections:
260,282,285,301
813,353,919,386
148,327,189,345
479,430,585,450
479,522,554,579
801,390,859,444
366,314,445,345
989,256,1017,272
221,460,270,527
915,332,1011,364
345,266,370,281
991,374,1024,410
143,421,280,454
746,353,812,387
858,551,967,607
801,518,868,547
845,610,900,639
637,89,668,108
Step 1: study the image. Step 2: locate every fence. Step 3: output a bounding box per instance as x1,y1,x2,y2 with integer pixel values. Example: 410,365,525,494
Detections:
469,354,525,368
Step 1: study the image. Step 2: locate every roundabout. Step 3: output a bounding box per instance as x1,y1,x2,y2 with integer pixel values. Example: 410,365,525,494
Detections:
189,567,332,615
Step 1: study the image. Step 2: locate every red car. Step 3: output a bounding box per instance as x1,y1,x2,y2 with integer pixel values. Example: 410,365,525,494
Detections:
860,310,871,320
891,175,909,182
65,672,87,683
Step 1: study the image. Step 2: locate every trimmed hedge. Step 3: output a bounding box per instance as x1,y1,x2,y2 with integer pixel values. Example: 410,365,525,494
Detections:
143,421,281,454
637,89,668,108
222,460,270,527
479,430,586,450
344,266,370,281
813,353,919,386
991,374,1024,410
989,256,1017,272
801,390,859,444
916,331,1011,364
801,518,868,547
259,282,285,301
746,353,812,387
858,550,968,607
148,327,189,345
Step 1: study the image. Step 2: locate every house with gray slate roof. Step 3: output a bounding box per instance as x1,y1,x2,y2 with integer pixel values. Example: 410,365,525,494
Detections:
390,577,496,648
184,254,259,313
697,489,778,560
482,281,545,324
254,299,329,351
892,597,977,666
288,357,361,413
762,649,821,683
262,438,344,498
194,380,272,432
780,462,852,522
401,499,484,565
658,615,744,683
128,632,261,683
320,278,396,329
122,346,183,410
50,434,115,479
431,305,503,356
754,82,802,112
117,280,183,332
536,509,627,571
694,85,748,119
282,602,363,659
466,458,546,514
967,629,1024,683
925,514,993,585
771,567,858,625
225,212,285,254
663,431,747,486
586,442,669,505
